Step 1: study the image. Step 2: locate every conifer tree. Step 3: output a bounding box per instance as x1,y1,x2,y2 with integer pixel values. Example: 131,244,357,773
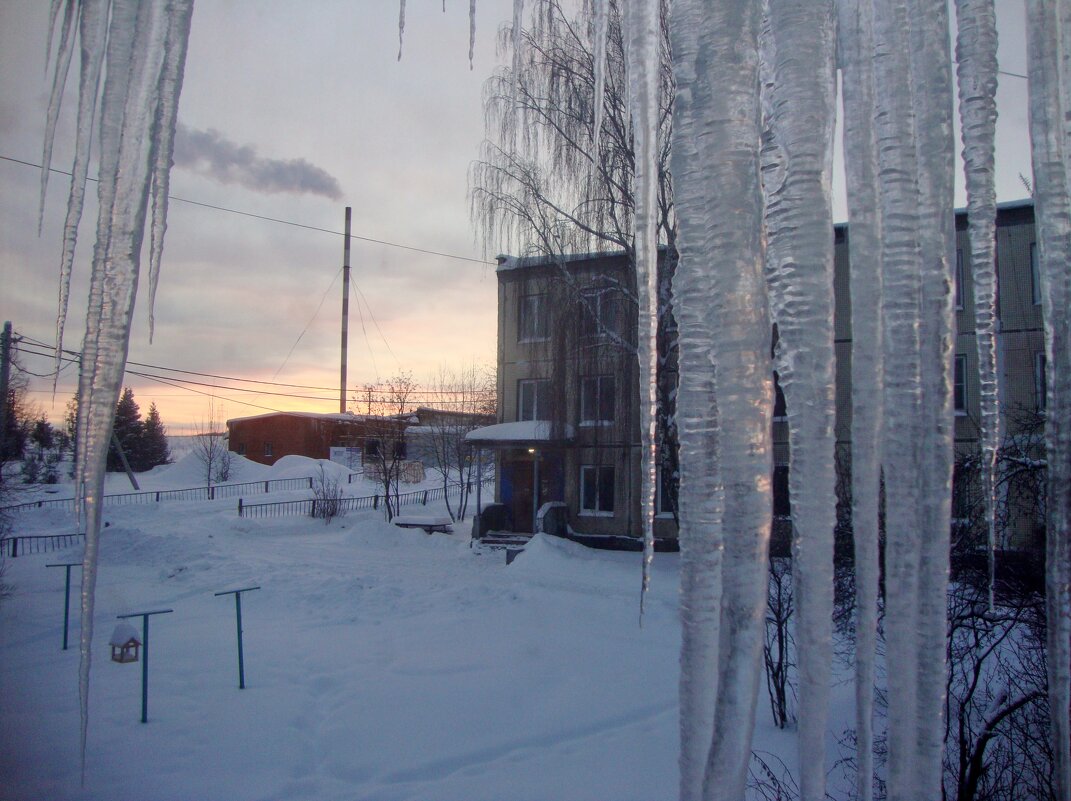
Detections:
138,402,171,470
108,388,142,472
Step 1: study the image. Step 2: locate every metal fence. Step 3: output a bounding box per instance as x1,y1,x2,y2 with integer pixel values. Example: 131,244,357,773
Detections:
1,533,84,558
0,476,317,516
237,479,493,520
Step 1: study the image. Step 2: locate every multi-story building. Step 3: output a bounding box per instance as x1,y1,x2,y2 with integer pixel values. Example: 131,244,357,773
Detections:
476,199,1046,549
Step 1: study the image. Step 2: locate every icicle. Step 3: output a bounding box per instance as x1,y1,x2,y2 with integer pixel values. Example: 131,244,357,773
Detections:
836,0,884,798
54,0,109,387
670,1,772,797
469,0,476,70
38,0,77,234
623,0,660,618
591,0,608,162
40,0,194,780
953,0,999,609
871,0,926,797
397,0,405,61
906,1,957,794
1024,4,1071,799
147,0,194,343
761,2,838,800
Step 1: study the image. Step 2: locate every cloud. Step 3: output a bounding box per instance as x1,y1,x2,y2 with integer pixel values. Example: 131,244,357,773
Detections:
174,124,343,200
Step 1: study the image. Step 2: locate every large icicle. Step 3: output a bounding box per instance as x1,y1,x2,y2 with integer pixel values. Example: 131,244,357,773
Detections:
871,1,926,798
906,2,957,795
623,0,660,614
953,0,999,607
671,1,773,798
42,0,195,778
760,3,838,799
1024,3,1071,799
835,1,884,799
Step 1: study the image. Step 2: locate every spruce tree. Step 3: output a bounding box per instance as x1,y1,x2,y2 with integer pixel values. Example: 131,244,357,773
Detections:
108,387,142,472
139,402,171,470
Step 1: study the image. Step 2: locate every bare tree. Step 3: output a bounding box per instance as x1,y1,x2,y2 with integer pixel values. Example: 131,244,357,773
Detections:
311,464,345,524
358,372,416,521
192,402,233,487
470,0,680,514
425,364,496,522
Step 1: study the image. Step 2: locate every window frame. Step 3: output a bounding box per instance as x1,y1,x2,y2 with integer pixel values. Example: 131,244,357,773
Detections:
579,374,616,426
579,464,615,516
954,354,967,416
955,247,965,310
517,378,551,422
518,292,549,343
579,286,621,340
264,441,274,458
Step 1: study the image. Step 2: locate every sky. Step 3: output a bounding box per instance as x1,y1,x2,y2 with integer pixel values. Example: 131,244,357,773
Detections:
0,1,1035,434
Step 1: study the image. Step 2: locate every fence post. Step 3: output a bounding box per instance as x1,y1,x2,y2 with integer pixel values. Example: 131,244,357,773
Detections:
238,499,244,517
310,499,317,518
264,481,269,493
373,495,379,510
422,490,428,505
209,486,215,501
11,538,17,558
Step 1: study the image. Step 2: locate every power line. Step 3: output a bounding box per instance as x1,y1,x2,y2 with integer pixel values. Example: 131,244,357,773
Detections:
12,339,493,401
0,154,495,266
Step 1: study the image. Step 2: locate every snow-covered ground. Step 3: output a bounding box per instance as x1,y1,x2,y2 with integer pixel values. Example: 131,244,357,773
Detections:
0,454,836,801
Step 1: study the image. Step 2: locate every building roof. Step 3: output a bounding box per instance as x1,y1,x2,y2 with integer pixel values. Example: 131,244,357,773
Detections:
226,410,370,426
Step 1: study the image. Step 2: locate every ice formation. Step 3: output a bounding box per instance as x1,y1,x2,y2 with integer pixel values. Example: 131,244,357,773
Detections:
954,0,1000,608
835,1,883,798
41,0,194,778
759,4,838,797
1024,3,1071,798
40,0,1068,798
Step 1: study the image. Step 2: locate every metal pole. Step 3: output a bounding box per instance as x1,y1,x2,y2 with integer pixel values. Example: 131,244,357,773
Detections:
117,609,172,723
475,449,483,538
215,586,260,689
340,207,351,414
47,562,82,650
532,450,540,534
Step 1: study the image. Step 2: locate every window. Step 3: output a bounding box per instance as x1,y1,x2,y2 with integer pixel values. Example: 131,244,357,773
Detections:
954,355,967,415
365,438,381,458
580,465,615,515
1035,352,1047,411
955,248,965,310
657,462,677,516
518,378,551,421
580,375,615,425
236,443,246,455
772,372,787,422
579,287,621,339
1030,243,1042,306
264,442,273,457
519,293,549,342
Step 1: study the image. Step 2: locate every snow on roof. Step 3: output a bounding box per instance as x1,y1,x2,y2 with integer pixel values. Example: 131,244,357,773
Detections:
226,410,370,426
495,250,628,273
465,421,575,444
109,622,140,646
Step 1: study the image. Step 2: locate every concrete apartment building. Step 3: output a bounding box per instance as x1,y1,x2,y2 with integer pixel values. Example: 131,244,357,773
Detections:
481,199,1046,549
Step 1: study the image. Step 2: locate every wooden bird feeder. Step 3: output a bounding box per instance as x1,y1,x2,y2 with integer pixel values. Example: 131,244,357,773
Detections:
109,622,141,663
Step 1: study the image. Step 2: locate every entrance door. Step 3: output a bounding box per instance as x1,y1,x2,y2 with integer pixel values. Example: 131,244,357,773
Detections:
509,460,534,533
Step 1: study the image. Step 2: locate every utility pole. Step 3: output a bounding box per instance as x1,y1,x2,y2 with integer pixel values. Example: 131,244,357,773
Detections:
340,207,351,414
0,321,12,480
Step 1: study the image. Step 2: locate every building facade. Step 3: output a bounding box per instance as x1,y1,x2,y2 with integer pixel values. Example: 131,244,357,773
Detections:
487,200,1045,548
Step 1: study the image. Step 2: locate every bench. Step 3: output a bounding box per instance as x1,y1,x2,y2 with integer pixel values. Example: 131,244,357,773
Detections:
393,515,454,535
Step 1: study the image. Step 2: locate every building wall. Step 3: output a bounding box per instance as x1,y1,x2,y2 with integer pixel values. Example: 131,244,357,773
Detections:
495,202,1044,545
227,414,373,466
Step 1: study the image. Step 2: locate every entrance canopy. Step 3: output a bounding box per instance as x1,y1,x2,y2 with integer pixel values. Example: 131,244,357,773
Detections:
465,421,575,448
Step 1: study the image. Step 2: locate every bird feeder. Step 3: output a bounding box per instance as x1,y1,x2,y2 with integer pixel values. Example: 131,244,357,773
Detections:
109,622,141,663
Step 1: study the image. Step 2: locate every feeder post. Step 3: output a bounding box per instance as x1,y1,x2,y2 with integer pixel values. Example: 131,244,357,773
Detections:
46,562,82,650
117,609,173,723
214,586,260,689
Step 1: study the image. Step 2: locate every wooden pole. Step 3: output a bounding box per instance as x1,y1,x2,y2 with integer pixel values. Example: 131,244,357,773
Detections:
340,207,351,414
